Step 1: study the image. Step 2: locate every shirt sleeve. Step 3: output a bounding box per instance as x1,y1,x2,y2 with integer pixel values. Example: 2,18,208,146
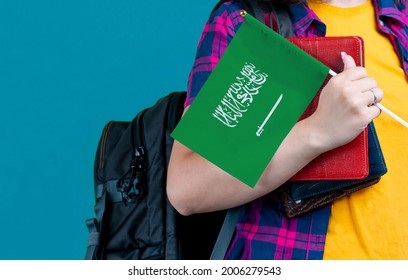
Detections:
184,2,245,108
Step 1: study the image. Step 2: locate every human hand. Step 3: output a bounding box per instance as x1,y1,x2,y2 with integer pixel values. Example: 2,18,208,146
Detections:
307,52,383,152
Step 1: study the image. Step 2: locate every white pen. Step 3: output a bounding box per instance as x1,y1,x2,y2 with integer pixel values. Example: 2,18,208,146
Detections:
375,103,408,128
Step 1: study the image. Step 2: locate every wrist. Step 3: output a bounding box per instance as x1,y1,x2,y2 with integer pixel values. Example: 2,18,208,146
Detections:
298,117,332,155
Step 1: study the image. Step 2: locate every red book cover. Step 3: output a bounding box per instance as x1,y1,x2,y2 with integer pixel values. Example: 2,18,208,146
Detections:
288,36,369,181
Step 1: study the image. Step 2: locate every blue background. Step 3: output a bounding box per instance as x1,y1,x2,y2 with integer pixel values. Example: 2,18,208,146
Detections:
0,0,217,260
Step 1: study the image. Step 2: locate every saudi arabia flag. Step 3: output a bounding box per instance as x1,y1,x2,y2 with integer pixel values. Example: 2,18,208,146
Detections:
171,13,330,188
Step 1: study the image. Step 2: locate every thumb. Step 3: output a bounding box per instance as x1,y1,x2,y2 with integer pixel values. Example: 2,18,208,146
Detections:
341,51,356,70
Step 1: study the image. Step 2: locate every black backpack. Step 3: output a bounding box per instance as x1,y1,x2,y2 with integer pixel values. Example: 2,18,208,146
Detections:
85,0,293,260
85,91,229,259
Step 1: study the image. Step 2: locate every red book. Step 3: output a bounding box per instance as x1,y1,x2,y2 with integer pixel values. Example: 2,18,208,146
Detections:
288,36,369,181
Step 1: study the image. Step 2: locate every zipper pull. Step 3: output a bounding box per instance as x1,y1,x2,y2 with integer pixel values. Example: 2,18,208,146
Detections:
117,146,146,204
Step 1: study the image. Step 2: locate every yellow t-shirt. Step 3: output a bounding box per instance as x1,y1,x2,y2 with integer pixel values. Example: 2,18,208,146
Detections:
308,1,408,259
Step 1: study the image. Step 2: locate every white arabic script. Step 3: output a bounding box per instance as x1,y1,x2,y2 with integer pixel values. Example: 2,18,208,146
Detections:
212,63,268,128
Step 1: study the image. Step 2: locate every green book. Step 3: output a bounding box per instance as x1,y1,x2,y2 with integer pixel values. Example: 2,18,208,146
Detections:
171,13,330,188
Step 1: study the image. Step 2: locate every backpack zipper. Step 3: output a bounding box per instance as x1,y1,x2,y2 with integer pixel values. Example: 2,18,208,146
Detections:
135,109,148,149
99,121,114,170
116,111,147,203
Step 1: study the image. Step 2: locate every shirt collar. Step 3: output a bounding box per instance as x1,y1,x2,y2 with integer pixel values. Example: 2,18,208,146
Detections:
374,0,408,24
289,2,325,37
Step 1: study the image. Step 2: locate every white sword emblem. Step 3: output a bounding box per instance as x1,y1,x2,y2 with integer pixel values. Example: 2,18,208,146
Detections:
256,94,283,137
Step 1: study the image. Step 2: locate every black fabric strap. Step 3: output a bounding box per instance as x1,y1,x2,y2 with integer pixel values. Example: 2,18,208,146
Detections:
271,2,294,37
85,182,109,259
211,0,293,37
95,181,124,202
252,1,294,37
210,207,241,260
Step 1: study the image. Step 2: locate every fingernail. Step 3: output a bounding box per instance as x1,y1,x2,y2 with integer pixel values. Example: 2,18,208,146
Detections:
341,52,347,59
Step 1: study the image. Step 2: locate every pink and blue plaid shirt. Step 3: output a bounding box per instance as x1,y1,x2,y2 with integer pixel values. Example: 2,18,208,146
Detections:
185,0,408,260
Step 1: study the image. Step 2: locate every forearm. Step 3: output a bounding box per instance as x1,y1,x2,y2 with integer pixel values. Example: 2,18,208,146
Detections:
167,117,324,216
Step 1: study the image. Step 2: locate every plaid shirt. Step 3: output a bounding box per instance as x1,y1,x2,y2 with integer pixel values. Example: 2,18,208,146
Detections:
185,0,408,260
225,194,331,260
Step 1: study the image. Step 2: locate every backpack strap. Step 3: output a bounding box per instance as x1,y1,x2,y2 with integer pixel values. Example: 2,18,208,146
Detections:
260,1,294,37
210,206,241,260
211,0,293,37
85,192,106,259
